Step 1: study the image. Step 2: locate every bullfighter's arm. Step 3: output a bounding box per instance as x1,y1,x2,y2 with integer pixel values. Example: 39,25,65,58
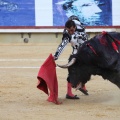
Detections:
54,38,69,60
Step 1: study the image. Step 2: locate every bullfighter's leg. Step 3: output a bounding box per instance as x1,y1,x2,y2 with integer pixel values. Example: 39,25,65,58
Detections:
66,77,79,99
79,84,89,95
75,82,89,95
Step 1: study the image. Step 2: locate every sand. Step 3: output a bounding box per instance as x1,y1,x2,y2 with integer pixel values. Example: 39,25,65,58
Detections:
0,43,120,120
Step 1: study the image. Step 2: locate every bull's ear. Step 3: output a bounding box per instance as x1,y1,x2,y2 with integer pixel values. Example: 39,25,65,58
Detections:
57,64,68,69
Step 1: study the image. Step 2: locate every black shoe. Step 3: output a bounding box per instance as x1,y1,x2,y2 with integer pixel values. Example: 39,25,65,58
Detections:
66,94,80,99
79,88,89,95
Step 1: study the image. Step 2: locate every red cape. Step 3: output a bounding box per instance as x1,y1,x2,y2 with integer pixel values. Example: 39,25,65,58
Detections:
37,54,61,104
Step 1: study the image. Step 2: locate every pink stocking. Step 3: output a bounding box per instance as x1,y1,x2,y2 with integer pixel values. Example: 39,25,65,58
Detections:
67,82,74,97
82,84,87,90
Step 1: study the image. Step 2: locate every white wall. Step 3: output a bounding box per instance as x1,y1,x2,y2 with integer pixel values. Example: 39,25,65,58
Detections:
112,0,120,25
35,0,53,26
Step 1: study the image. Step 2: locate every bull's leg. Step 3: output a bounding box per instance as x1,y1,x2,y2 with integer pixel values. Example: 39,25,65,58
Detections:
109,73,120,88
102,71,120,89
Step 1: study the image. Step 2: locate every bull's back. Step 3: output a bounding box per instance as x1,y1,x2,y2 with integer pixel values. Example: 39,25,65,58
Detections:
77,32,120,71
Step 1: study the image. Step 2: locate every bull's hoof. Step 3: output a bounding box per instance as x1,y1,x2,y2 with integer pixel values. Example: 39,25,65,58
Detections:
66,94,80,99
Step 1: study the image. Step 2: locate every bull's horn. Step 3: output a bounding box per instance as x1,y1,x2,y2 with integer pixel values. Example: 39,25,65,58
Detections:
57,58,76,68
75,82,82,91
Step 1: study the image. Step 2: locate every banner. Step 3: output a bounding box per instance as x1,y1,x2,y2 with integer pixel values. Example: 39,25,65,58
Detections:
0,0,35,26
0,0,120,26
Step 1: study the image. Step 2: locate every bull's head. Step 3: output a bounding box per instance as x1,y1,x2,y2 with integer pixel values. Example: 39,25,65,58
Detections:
57,58,76,68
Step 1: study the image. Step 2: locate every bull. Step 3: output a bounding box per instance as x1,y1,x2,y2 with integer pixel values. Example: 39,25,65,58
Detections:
57,32,120,89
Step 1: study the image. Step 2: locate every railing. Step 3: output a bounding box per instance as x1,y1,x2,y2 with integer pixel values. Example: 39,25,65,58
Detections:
0,26,119,33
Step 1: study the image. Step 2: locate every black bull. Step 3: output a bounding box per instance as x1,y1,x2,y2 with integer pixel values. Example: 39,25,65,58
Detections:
58,32,120,89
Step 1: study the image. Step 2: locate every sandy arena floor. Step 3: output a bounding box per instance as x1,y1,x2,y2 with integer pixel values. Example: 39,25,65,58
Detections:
0,43,120,120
